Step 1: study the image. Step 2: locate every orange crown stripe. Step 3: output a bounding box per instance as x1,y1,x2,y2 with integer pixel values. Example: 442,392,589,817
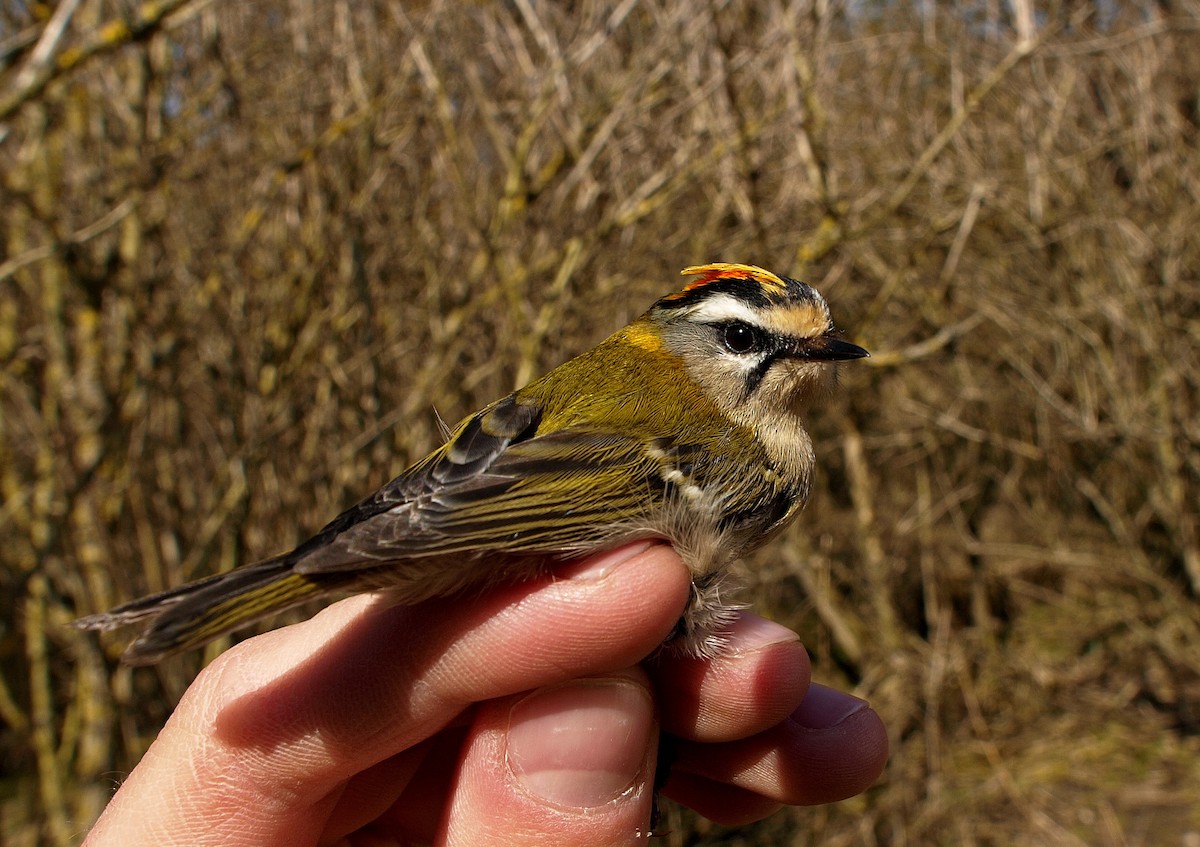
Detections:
668,263,788,299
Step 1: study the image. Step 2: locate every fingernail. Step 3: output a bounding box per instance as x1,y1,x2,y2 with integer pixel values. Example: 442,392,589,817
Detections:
507,679,654,808
792,683,869,729
722,614,802,655
558,540,657,582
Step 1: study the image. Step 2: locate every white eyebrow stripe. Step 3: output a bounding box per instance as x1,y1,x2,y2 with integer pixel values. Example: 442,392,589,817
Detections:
684,293,765,326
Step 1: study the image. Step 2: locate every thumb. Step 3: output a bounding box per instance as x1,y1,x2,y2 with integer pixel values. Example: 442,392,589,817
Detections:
442,669,659,846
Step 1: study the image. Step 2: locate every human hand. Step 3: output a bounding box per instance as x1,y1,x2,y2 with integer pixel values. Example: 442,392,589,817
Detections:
83,542,888,846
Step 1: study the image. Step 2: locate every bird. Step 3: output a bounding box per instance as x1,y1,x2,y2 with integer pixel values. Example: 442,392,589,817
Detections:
74,262,868,665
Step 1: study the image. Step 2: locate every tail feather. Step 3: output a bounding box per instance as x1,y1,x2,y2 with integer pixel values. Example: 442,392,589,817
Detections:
74,555,341,665
72,567,252,631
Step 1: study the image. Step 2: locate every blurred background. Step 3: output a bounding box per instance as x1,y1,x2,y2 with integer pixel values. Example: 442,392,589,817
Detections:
2,0,1198,844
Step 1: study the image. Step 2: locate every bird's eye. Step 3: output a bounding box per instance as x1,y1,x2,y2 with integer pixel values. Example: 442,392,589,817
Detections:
721,321,763,355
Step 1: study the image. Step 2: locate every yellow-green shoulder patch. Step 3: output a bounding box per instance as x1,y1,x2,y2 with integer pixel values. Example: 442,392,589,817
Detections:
619,321,666,352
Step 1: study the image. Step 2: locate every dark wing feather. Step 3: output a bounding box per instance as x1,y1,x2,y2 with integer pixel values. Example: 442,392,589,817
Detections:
291,398,666,574
428,395,541,485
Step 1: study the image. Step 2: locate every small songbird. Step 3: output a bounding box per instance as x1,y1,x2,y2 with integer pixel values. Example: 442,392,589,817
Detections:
75,263,868,664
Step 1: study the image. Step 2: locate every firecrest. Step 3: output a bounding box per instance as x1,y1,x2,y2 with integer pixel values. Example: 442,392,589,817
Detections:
75,262,869,664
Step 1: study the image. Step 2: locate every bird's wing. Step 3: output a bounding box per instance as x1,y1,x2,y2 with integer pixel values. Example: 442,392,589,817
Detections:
289,395,687,573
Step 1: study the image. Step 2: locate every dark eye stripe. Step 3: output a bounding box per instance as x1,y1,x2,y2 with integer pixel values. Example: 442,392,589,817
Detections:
721,321,765,354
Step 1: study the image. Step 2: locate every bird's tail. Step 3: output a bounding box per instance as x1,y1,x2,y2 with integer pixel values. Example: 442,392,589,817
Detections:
73,555,342,665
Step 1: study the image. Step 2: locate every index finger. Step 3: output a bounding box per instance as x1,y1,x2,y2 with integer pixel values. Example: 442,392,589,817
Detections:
83,543,691,847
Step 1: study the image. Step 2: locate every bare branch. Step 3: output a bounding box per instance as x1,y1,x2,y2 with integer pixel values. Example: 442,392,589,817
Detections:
0,0,197,122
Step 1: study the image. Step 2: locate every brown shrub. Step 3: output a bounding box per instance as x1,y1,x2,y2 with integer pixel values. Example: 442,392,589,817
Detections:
2,1,1197,843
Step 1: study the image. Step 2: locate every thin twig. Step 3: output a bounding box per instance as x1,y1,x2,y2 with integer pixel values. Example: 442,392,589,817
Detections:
0,0,197,122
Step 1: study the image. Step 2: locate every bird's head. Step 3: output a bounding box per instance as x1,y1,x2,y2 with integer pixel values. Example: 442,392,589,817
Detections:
644,263,868,426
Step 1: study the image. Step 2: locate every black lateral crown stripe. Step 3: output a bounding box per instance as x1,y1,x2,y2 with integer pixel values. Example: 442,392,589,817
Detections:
656,277,774,310
655,276,818,312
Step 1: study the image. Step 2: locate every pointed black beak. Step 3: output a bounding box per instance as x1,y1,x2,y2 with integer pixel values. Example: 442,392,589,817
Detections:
791,333,870,362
